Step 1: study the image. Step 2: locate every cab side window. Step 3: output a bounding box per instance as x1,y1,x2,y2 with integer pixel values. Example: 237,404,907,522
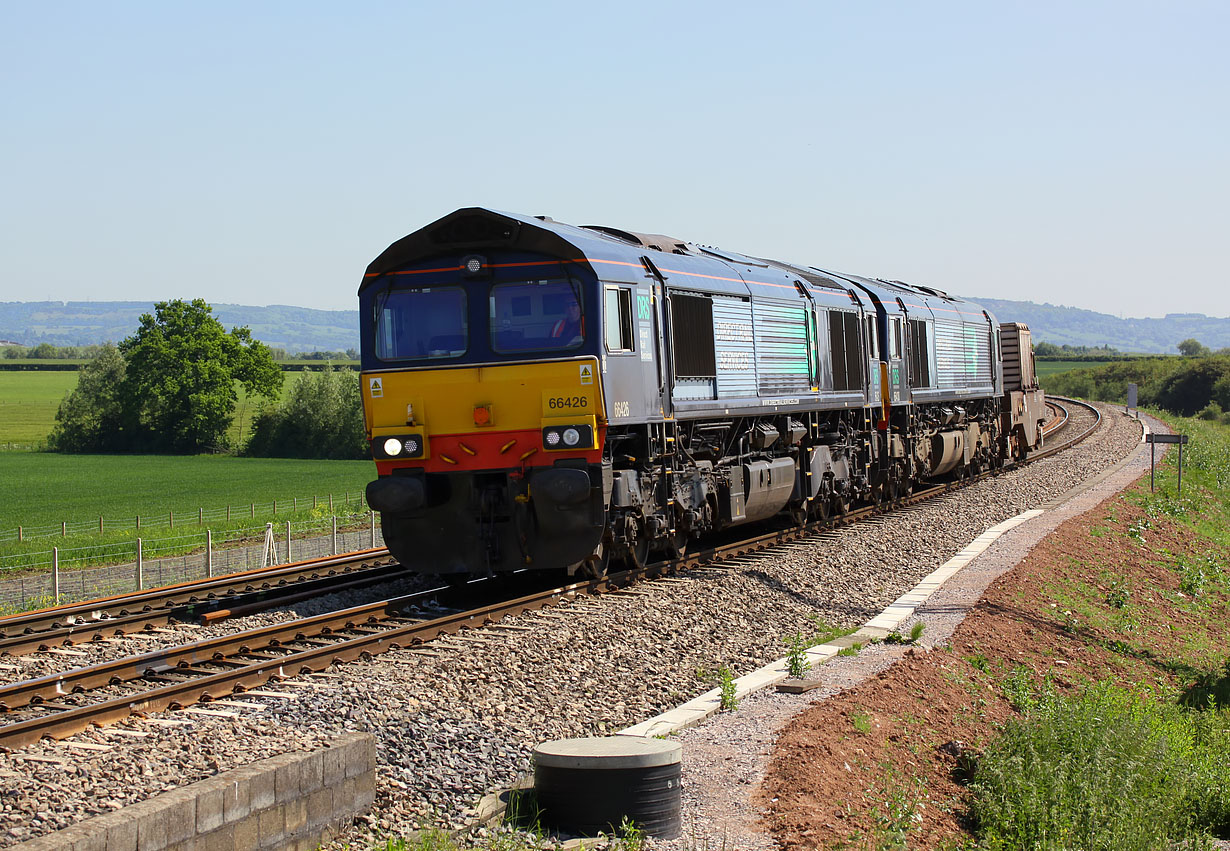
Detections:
605,287,635,353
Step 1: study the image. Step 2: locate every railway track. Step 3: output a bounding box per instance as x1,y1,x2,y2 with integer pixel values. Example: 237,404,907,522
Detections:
0,397,1103,750
0,550,398,657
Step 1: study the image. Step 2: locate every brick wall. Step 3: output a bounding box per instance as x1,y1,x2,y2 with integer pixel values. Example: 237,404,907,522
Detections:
11,731,376,851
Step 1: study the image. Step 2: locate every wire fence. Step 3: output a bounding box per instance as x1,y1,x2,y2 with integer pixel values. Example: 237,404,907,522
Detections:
0,513,386,612
2,491,370,543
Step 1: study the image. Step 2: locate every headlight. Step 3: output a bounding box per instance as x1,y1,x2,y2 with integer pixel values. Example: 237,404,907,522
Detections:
541,424,593,451
375,434,424,459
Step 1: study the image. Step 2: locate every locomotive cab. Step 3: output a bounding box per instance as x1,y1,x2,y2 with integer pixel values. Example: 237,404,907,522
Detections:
359,213,615,577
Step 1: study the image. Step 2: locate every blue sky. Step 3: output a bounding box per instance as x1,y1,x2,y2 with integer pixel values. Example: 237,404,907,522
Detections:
2,1,1226,318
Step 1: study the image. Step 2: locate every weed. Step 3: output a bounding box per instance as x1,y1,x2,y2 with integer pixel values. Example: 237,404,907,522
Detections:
852,711,873,734
838,642,863,657
716,665,738,711
969,681,1230,849
806,615,859,645
384,829,457,850
616,816,646,850
1001,665,1040,714
1106,578,1131,609
885,623,925,645
966,654,991,673
868,773,929,851
784,630,810,679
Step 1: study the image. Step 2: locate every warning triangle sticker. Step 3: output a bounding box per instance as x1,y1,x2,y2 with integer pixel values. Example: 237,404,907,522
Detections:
369,377,383,397
579,365,593,385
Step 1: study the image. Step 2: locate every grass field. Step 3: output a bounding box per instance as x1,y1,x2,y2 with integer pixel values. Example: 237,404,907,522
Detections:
0,453,374,532
1035,359,1098,378
0,371,310,448
0,371,79,446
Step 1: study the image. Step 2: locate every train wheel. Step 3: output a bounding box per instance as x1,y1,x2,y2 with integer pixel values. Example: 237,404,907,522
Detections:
788,503,809,527
618,525,651,569
831,494,850,517
808,495,829,522
577,541,611,580
663,529,688,559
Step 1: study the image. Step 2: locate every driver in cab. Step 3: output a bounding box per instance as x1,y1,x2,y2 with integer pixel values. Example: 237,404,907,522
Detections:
551,298,583,342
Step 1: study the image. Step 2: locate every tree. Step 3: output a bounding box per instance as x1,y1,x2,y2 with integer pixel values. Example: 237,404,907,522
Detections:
47,344,129,452
245,366,367,459
119,299,282,453
1177,338,1211,358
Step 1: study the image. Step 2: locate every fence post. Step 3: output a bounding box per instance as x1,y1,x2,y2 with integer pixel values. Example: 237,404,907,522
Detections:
17,526,21,542
199,507,203,525
251,503,255,518
100,516,104,533
273,499,277,516
294,497,298,514
286,521,292,563
62,521,66,537
136,538,143,590
53,547,60,604
329,494,333,512
227,505,231,522
314,495,318,510
370,511,376,548
261,523,275,568
206,530,213,578
136,515,141,531
169,510,174,529
332,516,338,556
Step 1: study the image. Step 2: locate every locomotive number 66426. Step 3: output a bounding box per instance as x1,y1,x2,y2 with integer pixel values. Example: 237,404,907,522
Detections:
546,395,589,411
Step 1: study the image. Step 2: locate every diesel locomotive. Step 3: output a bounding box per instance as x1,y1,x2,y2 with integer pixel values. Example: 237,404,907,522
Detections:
359,208,1046,578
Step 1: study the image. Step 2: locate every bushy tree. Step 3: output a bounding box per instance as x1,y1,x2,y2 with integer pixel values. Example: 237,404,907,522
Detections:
1154,355,1230,416
118,299,282,453
47,344,129,452
1177,338,1211,358
245,366,367,459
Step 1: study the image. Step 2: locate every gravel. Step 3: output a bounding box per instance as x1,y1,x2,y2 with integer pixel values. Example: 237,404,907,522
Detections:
0,404,1143,848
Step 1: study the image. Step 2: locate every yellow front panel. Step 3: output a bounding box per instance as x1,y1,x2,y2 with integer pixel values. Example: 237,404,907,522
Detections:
362,358,604,436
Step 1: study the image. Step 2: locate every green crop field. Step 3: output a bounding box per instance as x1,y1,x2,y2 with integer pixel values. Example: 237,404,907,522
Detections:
0,453,374,532
0,371,79,446
1035,359,1098,378
0,371,311,448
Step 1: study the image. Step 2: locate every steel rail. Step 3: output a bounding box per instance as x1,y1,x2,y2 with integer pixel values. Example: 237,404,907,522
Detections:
0,563,404,658
0,569,666,749
1029,396,1101,462
0,549,393,640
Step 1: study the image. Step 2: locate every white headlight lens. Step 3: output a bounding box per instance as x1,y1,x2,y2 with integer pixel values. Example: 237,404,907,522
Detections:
562,428,581,446
383,438,403,456
545,430,561,447
404,437,420,455
466,257,483,273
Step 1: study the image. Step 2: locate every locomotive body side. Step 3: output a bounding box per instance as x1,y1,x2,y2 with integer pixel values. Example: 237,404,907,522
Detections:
359,208,1038,579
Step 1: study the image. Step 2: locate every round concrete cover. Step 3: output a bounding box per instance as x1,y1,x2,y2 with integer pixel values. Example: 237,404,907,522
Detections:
534,736,682,770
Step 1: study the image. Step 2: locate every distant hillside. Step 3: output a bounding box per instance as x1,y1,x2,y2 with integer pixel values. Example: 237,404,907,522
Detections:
0,301,357,354
961,298,1230,354
2,298,1227,356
